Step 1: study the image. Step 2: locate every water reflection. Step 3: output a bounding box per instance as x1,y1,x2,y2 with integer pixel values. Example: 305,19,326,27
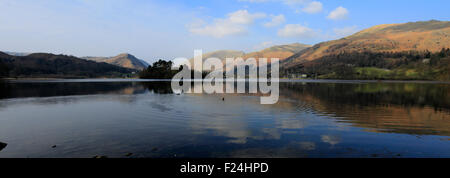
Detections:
0,81,175,99
277,82,450,136
0,80,448,158
282,82,450,110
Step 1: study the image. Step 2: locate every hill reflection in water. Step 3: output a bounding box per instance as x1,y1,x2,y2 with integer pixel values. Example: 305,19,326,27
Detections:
0,80,448,158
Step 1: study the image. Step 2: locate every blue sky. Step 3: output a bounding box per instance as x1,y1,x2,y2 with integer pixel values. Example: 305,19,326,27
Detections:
0,0,449,63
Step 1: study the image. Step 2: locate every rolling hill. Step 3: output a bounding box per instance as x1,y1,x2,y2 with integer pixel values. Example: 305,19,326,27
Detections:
0,52,135,78
283,20,450,69
83,53,149,70
281,20,450,80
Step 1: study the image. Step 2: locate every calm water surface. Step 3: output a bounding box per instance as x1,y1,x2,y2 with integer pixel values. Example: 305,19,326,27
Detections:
0,79,449,158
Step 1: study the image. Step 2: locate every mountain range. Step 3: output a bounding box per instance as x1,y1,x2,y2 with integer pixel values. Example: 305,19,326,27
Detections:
1,20,449,80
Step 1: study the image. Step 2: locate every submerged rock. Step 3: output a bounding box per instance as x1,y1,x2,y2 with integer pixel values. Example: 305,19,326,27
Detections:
0,142,7,151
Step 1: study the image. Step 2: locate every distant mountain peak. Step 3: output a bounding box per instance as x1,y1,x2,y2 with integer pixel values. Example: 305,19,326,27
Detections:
83,53,148,70
117,53,135,58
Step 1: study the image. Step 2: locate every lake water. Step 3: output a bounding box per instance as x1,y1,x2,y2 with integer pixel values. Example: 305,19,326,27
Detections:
0,79,449,158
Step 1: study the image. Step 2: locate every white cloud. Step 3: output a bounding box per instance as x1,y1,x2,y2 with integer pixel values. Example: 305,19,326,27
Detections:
327,6,349,20
228,10,266,24
253,41,274,50
282,0,309,5
188,19,247,38
277,24,316,38
301,1,323,14
263,14,285,27
282,0,324,15
333,26,359,37
238,0,324,15
188,10,266,38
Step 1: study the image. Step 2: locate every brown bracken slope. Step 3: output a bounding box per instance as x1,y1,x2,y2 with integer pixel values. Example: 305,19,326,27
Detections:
283,20,450,69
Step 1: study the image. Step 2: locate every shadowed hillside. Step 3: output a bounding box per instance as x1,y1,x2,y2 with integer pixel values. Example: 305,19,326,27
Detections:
0,52,135,78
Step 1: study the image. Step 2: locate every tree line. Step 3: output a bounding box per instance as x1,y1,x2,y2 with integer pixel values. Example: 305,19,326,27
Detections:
282,48,450,78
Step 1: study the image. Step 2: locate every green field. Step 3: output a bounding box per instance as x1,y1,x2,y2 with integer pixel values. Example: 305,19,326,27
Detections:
319,58,450,81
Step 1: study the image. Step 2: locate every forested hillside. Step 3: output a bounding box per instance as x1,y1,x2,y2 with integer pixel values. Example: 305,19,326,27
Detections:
0,52,135,78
